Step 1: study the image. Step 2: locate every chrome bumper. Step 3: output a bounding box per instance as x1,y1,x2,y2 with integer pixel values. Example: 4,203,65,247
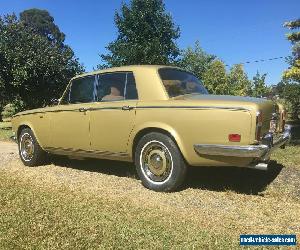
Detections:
194,125,291,161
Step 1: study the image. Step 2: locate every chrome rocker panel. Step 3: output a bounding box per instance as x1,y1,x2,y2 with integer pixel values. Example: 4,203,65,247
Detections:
194,125,292,170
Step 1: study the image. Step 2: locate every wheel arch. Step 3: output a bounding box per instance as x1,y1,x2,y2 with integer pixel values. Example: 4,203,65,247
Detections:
16,123,43,148
130,125,188,163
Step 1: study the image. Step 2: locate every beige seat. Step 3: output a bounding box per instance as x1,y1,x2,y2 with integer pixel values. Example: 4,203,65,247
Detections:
102,86,124,101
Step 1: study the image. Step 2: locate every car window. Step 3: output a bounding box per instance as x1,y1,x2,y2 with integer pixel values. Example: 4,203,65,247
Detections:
125,73,138,100
96,72,138,102
158,68,208,98
69,76,96,104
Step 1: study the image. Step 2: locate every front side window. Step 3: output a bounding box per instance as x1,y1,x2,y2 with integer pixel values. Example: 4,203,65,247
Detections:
158,68,208,98
69,76,96,104
96,72,138,101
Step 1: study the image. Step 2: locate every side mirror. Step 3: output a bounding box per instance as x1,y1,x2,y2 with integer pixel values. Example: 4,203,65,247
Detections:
51,98,60,106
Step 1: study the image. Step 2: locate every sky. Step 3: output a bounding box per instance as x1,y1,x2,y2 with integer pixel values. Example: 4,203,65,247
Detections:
1,0,299,85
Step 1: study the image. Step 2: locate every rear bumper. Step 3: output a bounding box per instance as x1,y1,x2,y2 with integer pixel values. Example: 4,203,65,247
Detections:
194,125,291,161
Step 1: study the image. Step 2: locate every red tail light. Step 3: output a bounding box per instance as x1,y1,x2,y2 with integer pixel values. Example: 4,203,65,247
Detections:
256,111,263,141
229,134,241,142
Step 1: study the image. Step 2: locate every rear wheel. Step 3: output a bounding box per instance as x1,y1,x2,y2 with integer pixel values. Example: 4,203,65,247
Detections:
18,128,46,166
135,132,187,192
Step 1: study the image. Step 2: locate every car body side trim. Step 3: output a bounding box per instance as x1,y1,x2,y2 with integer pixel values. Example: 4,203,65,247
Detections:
136,106,250,111
13,105,250,117
44,146,131,161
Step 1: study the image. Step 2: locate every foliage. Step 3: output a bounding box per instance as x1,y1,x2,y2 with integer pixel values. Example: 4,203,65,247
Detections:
202,60,228,94
283,59,300,82
276,80,300,120
1,99,24,119
283,18,300,81
100,0,180,68
250,71,270,98
227,64,251,96
202,60,255,96
20,8,65,45
0,12,83,110
281,18,300,119
176,41,215,80
1,104,16,119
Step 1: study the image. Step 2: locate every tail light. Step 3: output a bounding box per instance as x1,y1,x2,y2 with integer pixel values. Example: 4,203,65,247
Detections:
256,111,263,141
229,134,241,142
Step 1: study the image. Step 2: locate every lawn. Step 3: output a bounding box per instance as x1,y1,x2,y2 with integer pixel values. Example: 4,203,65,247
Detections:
0,143,299,249
0,170,237,249
0,121,13,141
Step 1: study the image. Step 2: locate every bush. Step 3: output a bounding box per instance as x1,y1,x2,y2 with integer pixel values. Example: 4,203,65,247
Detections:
1,104,17,120
1,99,24,120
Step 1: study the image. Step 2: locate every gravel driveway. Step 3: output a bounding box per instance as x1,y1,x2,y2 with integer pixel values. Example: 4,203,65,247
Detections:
0,141,18,165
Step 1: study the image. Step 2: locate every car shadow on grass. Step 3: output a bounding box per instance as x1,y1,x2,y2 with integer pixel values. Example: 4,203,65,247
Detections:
49,155,283,195
184,160,283,195
50,155,137,178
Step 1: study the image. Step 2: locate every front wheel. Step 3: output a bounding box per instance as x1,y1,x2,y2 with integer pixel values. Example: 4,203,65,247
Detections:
134,132,187,192
18,128,46,166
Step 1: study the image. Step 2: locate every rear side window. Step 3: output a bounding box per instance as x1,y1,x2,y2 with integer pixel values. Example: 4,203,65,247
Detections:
69,76,96,104
96,72,138,101
159,68,208,98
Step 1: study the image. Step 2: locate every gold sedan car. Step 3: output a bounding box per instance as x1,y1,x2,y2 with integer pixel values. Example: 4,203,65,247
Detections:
12,65,291,191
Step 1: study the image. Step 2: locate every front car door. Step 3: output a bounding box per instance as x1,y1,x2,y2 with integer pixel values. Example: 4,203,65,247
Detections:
89,72,138,159
47,75,96,152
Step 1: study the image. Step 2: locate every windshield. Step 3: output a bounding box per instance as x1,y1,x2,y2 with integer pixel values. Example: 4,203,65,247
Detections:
158,68,208,98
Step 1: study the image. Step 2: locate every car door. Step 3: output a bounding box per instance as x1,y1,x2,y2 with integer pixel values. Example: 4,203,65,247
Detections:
48,75,96,151
89,72,138,155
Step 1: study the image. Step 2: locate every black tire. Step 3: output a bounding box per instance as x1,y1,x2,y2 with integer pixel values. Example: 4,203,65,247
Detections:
18,128,46,166
134,132,187,192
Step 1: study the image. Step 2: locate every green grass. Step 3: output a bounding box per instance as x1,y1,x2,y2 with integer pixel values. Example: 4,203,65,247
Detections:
0,172,236,250
0,122,13,140
0,146,299,249
0,121,11,129
272,145,300,168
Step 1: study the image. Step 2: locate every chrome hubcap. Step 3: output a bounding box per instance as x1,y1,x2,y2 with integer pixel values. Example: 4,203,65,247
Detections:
20,133,34,161
141,141,173,182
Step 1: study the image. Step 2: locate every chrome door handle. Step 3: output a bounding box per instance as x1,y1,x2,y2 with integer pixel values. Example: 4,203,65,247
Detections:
122,106,134,111
79,107,88,112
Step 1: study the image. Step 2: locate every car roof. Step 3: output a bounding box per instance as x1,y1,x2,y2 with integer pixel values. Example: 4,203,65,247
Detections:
71,65,180,80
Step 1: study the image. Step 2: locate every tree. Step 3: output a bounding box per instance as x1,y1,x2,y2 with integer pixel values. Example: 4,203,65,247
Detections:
281,18,300,119
250,71,270,98
20,8,65,45
227,64,251,96
202,60,228,95
283,18,300,82
177,41,215,80
100,0,180,68
0,13,83,111
277,80,300,119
